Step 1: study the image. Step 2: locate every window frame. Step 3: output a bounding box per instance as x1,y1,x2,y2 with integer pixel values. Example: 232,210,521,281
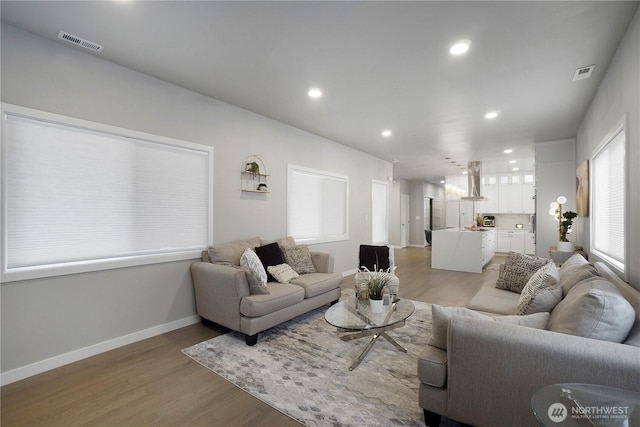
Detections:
589,114,627,278
1,103,214,282
287,164,349,245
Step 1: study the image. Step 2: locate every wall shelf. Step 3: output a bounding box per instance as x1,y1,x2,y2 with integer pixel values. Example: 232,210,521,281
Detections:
241,155,270,193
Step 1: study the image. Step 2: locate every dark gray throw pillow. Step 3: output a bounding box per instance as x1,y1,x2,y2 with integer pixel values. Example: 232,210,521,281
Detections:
254,242,285,282
495,251,551,293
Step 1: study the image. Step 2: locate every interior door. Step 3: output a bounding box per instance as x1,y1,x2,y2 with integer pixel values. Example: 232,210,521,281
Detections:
400,194,410,247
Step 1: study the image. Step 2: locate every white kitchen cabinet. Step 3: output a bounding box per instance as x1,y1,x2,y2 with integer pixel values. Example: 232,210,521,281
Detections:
494,173,536,214
482,229,496,265
525,231,536,255
479,175,499,213
497,229,525,253
432,228,494,273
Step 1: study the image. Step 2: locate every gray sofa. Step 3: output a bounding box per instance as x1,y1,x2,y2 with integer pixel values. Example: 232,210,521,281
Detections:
191,236,342,345
418,254,640,427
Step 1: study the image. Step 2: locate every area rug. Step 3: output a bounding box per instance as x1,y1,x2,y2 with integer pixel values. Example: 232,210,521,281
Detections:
182,300,432,427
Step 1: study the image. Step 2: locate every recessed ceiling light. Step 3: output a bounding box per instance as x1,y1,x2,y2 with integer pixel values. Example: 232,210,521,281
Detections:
512,167,520,171
450,40,471,55
382,129,392,137
440,180,445,184
462,171,468,175
485,111,500,119
509,160,516,164
504,149,513,154
308,88,322,98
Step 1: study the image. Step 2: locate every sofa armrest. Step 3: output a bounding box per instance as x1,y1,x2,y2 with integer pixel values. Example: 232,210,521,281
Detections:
445,316,640,427
310,251,334,273
190,262,251,331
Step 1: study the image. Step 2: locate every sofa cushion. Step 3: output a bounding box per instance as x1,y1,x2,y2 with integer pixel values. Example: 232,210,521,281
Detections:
255,242,285,282
558,254,598,296
290,272,343,298
267,263,300,283
418,345,448,387
515,262,562,315
240,248,269,295
429,305,549,350
467,281,522,315
207,237,261,266
260,236,297,248
495,252,551,293
240,282,305,318
548,277,636,343
282,245,317,274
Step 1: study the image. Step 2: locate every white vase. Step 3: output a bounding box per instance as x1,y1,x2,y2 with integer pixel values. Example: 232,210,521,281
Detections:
369,298,384,313
557,241,575,252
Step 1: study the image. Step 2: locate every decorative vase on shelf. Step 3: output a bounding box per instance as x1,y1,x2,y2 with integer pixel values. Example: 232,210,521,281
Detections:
369,298,384,314
557,241,575,252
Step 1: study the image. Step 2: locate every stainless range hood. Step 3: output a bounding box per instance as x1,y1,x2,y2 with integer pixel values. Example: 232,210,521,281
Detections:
461,161,487,201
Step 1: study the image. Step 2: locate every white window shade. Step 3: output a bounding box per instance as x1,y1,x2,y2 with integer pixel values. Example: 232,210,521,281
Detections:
2,105,213,281
591,121,626,273
288,165,348,244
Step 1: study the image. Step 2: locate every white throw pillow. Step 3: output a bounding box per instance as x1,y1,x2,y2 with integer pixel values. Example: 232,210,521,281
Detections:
267,263,300,283
429,305,549,350
515,262,562,315
240,247,269,294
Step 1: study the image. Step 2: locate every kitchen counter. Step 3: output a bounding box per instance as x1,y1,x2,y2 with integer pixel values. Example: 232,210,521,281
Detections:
431,228,496,273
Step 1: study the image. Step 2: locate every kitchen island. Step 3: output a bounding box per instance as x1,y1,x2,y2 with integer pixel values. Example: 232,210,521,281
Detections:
431,228,495,273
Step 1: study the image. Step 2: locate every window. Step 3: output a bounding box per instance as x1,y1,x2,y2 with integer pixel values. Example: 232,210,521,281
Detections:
590,116,626,275
1,104,213,282
287,165,348,244
371,180,389,245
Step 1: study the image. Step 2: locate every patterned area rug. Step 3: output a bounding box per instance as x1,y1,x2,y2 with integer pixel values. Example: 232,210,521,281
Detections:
182,300,433,426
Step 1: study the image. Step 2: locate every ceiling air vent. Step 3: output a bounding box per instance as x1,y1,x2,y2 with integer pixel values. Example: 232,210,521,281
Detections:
573,65,595,81
57,31,104,53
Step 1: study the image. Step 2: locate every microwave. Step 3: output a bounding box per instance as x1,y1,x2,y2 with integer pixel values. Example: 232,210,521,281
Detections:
483,216,495,227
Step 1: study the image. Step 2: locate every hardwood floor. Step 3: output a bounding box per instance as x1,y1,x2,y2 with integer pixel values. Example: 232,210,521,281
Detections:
1,246,504,427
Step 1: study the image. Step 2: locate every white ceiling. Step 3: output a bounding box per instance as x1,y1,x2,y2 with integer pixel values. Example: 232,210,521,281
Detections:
2,1,638,183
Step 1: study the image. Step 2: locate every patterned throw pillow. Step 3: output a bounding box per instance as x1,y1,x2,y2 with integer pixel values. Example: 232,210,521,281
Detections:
282,245,316,274
240,248,269,295
267,263,300,283
495,252,552,293
515,262,562,315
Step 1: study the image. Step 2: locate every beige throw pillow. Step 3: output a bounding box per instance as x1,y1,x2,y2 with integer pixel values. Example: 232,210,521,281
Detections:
429,305,549,350
548,277,635,343
267,263,300,283
558,254,598,296
515,262,562,315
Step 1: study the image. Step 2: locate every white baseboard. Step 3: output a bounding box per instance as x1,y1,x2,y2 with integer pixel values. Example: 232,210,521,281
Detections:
0,314,200,386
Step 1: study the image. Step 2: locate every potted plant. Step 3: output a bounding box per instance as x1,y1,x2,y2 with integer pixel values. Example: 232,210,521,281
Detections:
245,161,260,175
558,210,578,252
356,266,392,313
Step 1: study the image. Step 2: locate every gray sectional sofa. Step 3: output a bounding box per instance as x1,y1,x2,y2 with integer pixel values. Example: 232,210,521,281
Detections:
418,254,640,427
191,236,342,345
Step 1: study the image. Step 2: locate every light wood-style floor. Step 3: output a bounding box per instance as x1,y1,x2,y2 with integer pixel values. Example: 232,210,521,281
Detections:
1,247,504,427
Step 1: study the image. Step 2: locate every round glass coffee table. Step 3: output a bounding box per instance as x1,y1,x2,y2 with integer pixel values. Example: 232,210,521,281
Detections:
324,298,415,370
531,383,640,426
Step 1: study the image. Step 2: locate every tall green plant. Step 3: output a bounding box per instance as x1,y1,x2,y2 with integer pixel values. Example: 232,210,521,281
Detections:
357,267,393,300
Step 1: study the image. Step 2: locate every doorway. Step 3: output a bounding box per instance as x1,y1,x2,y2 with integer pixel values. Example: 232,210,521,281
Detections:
400,194,410,247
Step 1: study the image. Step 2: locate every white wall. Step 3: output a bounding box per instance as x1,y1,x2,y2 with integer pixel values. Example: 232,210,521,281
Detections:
575,8,640,287
0,25,393,381
534,139,576,259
